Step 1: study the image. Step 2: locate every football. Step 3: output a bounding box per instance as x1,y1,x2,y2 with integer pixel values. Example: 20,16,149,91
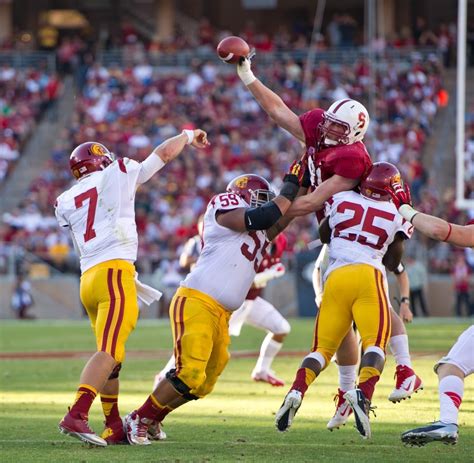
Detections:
216,36,250,64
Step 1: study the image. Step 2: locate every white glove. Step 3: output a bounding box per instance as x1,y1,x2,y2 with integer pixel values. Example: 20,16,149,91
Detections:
253,263,286,288
237,57,256,86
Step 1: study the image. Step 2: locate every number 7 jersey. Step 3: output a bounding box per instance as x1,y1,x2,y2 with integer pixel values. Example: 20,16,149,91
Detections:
182,192,270,311
324,190,412,281
55,159,143,273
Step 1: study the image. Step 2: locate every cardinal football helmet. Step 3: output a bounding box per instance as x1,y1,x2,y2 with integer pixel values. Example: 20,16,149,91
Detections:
69,142,114,179
360,162,401,202
226,174,275,207
319,99,369,146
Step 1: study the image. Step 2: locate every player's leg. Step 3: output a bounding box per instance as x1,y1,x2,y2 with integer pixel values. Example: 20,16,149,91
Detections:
327,328,359,430
388,307,423,402
125,288,220,445
401,326,473,446
347,266,391,439
244,297,291,386
153,355,176,390
312,244,329,307
276,267,353,432
228,300,252,336
59,264,126,447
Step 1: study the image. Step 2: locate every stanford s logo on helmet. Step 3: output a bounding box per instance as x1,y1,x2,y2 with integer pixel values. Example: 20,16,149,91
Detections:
69,142,114,179
226,174,275,207
319,99,369,146
360,162,401,202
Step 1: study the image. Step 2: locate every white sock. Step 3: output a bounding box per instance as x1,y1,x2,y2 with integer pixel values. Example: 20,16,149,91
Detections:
439,375,464,425
338,364,357,392
254,333,282,373
389,334,412,367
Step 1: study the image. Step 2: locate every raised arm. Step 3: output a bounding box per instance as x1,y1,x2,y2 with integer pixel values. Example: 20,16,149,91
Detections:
387,181,474,247
286,175,359,218
237,58,305,141
138,129,209,183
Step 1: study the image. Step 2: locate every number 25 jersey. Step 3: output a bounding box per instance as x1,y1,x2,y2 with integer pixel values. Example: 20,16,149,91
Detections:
182,192,269,311
324,190,412,281
55,159,143,273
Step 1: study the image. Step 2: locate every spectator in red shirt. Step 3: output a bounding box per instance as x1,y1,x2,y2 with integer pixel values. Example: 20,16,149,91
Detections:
451,253,473,317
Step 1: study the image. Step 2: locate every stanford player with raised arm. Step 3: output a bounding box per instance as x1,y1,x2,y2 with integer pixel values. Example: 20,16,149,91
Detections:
387,180,474,447
276,163,411,439
55,129,209,447
124,165,304,446
237,57,422,422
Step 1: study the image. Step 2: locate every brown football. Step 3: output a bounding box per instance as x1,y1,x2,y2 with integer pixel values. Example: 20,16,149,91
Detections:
217,36,250,64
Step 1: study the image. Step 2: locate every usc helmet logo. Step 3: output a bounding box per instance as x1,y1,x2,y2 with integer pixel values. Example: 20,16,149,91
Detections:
90,143,106,156
235,176,248,188
392,173,401,184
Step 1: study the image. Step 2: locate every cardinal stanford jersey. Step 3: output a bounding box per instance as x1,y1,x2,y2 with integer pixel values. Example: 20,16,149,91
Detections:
311,190,411,367
168,192,270,398
55,158,147,362
299,108,372,222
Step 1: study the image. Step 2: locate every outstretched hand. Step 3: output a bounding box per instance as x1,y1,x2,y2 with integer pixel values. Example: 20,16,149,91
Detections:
237,53,256,86
386,180,412,209
191,129,210,149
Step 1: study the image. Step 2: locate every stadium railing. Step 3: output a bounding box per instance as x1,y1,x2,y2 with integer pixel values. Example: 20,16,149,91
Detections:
97,46,441,68
0,51,56,72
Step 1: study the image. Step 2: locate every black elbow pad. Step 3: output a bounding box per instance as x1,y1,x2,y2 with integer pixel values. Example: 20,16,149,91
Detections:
244,202,282,231
393,262,405,275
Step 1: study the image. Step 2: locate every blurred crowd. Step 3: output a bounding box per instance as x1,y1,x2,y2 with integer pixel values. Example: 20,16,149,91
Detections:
1,52,454,278
0,66,60,182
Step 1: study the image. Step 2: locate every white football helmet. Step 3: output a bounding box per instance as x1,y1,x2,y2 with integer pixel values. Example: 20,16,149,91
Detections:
319,99,370,146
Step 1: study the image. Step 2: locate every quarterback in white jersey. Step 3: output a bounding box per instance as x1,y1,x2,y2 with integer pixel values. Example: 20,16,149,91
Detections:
124,164,305,446
276,162,410,439
56,129,209,447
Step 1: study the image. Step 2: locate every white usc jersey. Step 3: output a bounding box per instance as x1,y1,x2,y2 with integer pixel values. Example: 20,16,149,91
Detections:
55,158,144,273
182,192,269,311
324,190,411,281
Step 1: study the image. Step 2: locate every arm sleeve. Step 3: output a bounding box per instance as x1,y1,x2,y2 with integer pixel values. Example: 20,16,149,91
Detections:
137,153,166,184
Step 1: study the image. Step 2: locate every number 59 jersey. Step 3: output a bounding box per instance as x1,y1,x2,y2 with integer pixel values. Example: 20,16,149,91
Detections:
182,192,270,311
324,190,411,281
55,159,143,273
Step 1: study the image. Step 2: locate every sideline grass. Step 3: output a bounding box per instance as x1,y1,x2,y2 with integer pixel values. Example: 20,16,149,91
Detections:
0,319,472,462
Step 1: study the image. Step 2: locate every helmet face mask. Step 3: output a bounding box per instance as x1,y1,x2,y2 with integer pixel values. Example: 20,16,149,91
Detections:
69,142,114,179
319,99,369,146
359,162,401,202
226,174,275,207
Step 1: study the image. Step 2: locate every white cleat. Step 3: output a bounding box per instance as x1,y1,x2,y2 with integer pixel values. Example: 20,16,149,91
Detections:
275,390,302,432
124,411,152,446
147,421,167,441
343,389,372,439
327,389,352,431
389,365,423,403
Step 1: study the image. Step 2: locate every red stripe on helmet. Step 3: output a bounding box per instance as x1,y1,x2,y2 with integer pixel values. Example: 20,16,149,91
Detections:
332,99,352,114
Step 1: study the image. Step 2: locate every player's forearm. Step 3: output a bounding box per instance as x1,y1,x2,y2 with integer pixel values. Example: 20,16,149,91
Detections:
153,131,192,163
395,271,410,299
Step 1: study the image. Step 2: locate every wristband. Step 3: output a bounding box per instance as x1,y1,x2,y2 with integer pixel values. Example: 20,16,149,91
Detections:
182,129,194,145
240,70,256,86
443,223,452,242
399,204,418,223
400,297,410,304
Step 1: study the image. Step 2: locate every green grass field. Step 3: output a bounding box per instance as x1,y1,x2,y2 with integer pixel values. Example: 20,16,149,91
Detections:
1,318,473,462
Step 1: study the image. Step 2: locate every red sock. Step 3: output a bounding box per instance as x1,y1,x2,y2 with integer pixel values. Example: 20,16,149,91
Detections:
69,384,97,418
291,368,317,396
101,394,121,426
137,395,173,422
358,367,380,401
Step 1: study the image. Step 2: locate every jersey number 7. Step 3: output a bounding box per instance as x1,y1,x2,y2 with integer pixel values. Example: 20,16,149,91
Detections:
74,187,98,242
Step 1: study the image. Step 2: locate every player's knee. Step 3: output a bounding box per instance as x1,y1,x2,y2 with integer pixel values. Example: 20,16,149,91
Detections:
304,351,329,372
363,345,386,360
275,319,291,336
167,368,205,393
108,362,122,380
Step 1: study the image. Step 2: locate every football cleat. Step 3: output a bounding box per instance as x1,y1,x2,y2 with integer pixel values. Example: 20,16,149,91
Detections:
101,420,127,445
401,421,458,447
252,370,285,387
275,390,302,432
327,389,352,431
389,365,423,403
124,411,152,446
343,389,373,439
59,411,107,447
147,421,167,441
